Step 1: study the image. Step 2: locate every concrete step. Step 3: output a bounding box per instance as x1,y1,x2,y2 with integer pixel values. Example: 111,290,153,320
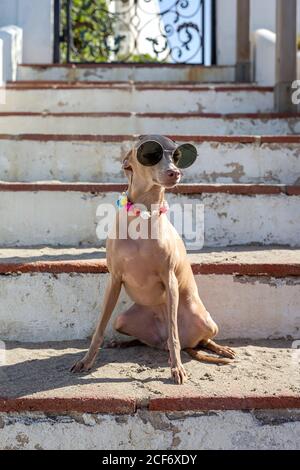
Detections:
0,339,299,450
0,83,274,114
0,183,299,248
0,246,299,342
17,63,236,83
0,134,299,185
1,111,299,135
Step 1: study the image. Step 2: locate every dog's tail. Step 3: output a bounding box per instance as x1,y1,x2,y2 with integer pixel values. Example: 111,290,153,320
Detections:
185,348,231,365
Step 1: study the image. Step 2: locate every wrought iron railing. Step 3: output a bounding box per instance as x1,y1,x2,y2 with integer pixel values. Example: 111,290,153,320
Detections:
54,0,215,64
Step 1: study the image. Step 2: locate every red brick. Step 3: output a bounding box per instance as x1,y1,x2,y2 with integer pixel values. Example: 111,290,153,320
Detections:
149,395,300,412
0,397,136,414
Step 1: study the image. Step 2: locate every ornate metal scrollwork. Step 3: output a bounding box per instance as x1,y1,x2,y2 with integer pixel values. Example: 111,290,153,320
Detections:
57,0,206,63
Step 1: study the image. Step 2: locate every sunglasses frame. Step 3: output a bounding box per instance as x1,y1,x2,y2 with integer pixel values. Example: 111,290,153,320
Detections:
136,139,197,169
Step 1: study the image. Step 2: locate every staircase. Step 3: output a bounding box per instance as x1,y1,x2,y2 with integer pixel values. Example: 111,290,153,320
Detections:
0,63,299,450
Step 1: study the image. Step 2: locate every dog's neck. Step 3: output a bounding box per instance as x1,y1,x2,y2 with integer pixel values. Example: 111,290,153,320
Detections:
127,179,165,211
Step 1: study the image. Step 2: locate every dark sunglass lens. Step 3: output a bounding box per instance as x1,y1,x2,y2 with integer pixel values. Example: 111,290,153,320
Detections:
174,144,198,169
137,141,163,166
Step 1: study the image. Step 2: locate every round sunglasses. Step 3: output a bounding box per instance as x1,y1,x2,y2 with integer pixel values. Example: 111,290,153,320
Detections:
136,140,197,169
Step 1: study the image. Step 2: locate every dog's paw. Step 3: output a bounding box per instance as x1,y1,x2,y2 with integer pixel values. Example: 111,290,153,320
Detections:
216,345,236,359
70,358,93,373
171,364,187,385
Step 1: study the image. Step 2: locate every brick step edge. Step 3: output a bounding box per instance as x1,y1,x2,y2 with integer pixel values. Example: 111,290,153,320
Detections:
17,63,234,69
1,134,300,144
0,395,299,415
4,82,274,92
0,182,299,196
1,112,300,119
1,259,299,277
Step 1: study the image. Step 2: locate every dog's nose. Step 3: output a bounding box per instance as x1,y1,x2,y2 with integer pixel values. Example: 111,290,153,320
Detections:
166,169,181,179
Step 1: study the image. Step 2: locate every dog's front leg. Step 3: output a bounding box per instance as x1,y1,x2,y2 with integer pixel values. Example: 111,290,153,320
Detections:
71,274,122,373
165,271,187,384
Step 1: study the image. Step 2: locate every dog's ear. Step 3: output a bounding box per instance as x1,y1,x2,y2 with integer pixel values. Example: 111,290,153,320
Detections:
122,149,133,172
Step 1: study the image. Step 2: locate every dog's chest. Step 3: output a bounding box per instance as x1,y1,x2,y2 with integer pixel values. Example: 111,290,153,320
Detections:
112,238,166,284
118,238,164,265
117,240,167,303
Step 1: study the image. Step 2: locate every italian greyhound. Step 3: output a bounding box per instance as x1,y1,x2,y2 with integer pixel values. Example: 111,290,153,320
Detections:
71,135,235,384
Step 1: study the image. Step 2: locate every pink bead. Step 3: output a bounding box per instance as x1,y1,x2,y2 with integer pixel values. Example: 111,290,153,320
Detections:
126,201,133,212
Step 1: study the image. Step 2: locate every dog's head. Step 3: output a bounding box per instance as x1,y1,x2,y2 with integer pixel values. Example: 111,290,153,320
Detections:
122,135,197,189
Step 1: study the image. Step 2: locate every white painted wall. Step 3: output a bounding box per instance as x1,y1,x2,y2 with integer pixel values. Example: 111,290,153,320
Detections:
252,29,276,85
2,138,299,185
0,191,298,248
1,411,300,450
0,38,3,84
252,29,300,85
0,0,53,64
0,25,22,81
216,0,300,65
1,113,300,135
17,64,236,82
0,87,274,113
0,272,299,342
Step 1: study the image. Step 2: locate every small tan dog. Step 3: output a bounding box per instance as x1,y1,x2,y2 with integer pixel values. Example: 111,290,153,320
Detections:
72,135,235,384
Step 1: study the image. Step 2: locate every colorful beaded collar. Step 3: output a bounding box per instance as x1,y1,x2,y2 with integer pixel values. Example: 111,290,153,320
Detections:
117,192,169,219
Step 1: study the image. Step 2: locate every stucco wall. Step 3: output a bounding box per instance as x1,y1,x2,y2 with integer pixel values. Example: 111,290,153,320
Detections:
0,271,299,342
1,410,300,450
0,0,53,63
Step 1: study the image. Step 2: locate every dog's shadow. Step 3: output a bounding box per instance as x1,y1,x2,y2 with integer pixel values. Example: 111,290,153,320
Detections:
0,342,187,398
0,338,287,398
